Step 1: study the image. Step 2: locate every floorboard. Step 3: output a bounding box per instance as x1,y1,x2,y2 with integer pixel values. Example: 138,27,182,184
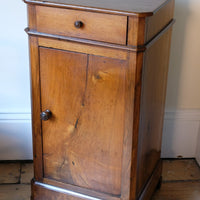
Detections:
0,184,31,200
0,159,200,200
0,163,20,184
162,159,200,181
152,181,200,200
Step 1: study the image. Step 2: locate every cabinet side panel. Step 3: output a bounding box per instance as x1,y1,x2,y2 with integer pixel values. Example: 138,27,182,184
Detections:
145,0,174,42
136,27,172,196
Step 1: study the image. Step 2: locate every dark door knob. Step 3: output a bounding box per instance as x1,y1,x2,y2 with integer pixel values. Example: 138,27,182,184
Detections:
40,110,52,121
74,21,83,28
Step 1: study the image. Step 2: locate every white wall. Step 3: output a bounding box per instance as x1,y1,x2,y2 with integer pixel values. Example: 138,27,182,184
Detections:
0,2,32,160
166,0,200,110
162,0,200,163
0,0,200,162
161,110,200,159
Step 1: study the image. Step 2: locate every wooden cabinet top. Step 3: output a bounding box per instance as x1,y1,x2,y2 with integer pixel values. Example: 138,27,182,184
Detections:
24,0,172,17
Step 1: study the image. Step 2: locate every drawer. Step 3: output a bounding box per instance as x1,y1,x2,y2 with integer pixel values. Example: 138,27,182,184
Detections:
35,6,127,45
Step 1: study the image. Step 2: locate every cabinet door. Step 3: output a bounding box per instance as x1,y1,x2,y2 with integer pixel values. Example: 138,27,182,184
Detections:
39,47,127,196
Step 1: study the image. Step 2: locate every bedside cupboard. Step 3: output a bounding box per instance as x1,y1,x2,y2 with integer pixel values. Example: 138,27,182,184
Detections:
24,0,175,199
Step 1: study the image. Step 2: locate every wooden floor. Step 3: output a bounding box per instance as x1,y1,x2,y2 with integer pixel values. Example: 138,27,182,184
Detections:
0,159,199,200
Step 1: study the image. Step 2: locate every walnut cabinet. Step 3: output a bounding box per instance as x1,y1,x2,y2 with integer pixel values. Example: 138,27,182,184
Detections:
24,0,175,199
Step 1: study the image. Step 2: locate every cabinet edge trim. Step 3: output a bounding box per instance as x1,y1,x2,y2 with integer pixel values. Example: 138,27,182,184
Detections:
23,0,153,17
25,28,145,52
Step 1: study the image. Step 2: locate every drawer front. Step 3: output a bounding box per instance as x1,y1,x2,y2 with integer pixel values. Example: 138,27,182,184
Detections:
36,6,127,45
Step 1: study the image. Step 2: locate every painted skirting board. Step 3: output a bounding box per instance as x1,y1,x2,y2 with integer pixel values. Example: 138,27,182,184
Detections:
0,113,32,160
0,110,200,163
196,126,200,165
161,109,200,165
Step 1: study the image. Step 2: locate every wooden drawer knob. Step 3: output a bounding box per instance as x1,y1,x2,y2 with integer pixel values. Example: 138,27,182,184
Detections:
74,21,83,28
40,110,52,121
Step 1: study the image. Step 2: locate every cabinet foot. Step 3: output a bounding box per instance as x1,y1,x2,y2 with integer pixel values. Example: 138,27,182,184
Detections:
138,160,162,200
156,176,163,190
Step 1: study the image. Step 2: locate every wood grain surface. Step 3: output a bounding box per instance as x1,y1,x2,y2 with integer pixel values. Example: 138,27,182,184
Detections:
0,163,20,184
152,181,200,200
38,37,128,60
1,160,200,200
36,6,127,45
25,0,175,199
145,0,174,42
39,47,127,196
136,27,173,196
29,36,43,181
0,184,31,200
24,0,171,17
21,163,34,184
162,159,200,181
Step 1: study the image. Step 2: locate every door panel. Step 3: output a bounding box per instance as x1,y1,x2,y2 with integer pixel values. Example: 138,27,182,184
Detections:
39,47,126,196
